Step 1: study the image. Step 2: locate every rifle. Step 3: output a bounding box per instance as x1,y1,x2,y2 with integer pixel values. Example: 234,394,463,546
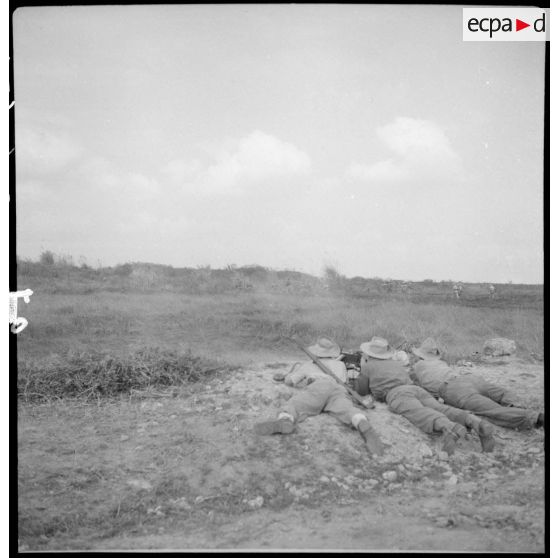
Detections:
288,338,375,410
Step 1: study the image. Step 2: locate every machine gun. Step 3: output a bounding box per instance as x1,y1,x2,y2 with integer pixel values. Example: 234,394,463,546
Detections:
339,349,363,369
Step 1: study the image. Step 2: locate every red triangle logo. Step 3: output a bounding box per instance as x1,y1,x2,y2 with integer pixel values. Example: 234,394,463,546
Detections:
516,19,530,31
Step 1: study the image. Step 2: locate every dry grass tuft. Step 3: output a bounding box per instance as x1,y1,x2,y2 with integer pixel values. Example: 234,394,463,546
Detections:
17,348,232,402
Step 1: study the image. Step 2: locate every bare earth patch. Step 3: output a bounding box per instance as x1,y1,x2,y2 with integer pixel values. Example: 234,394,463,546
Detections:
18,357,545,552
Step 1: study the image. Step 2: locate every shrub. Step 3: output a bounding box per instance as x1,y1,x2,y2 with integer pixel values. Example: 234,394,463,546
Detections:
18,348,235,402
39,251,55,266
113,263,133,277
323,265,346,293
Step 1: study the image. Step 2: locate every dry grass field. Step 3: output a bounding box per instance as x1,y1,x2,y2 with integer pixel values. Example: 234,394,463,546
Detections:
16,259,545,551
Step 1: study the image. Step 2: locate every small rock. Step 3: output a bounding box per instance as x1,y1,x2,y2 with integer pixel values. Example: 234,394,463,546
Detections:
482,338,516,357
446,475,458,485
456,360,474,367
147,506,164,517
527,447,541,454
382,471,398,482
127,479,152,491
263,484,276,497
438,451,449,461
421,446,433,458
319,476,330,483
435,516,451,528
387,483,402,491
247,496,264,510
119,435,130,442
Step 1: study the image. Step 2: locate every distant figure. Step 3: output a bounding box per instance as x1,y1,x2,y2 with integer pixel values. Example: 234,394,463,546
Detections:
488,284,495,299
453,284,460,299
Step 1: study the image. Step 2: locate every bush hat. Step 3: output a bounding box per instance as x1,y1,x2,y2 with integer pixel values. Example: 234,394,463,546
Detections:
360,337,395,359
307,337,341,358
412,338,441,360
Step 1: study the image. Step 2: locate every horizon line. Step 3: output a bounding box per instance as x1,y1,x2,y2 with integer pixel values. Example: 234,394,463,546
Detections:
15,252,544,287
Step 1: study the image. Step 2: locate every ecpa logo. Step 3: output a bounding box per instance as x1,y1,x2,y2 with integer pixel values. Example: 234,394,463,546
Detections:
463,8,549,41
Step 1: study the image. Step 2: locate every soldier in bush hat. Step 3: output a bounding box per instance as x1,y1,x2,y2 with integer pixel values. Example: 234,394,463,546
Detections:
254,337,385,457
355,336,496,455
411,338,544,430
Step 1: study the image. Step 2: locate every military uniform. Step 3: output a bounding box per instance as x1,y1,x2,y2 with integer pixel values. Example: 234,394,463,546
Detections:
356,357,484,435
412,359,540,430
255,338,385,455
281,360,363,426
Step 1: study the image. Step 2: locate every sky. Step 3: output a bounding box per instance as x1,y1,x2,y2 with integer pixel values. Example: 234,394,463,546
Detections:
12,4,546,283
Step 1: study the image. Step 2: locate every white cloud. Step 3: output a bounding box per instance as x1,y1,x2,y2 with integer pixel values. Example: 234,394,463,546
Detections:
74,156,160,200
348,117,461,183
378,117,457,161
161,130,311,194
347,159,409,182
161,158,204,184
16,126,83,175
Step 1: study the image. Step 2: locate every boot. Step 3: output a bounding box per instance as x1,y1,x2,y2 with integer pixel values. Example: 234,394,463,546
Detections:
477,421,496,452
440,430,458,455
254,417,295,435
440,424,465,456
358,421,384,456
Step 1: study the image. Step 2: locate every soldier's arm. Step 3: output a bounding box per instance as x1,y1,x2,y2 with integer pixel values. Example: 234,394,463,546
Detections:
354,370,371,396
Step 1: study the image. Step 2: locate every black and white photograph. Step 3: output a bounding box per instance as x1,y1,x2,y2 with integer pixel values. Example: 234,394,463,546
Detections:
12,3,547,552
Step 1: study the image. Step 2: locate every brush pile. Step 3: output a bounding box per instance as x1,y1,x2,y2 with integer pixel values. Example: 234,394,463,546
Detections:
18,347,231,402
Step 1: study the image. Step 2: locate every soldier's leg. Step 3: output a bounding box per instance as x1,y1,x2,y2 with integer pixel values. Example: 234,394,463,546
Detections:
386,386,455,434
444,378,538,430
254,379,330,435
416,387,496,452
387,386,469,455
282,379,332,422
322,385,364,426
324,385,385,455
417,387,480,429
471,376,516,406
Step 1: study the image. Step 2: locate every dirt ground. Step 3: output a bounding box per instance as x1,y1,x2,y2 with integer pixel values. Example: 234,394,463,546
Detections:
17,355,546,552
